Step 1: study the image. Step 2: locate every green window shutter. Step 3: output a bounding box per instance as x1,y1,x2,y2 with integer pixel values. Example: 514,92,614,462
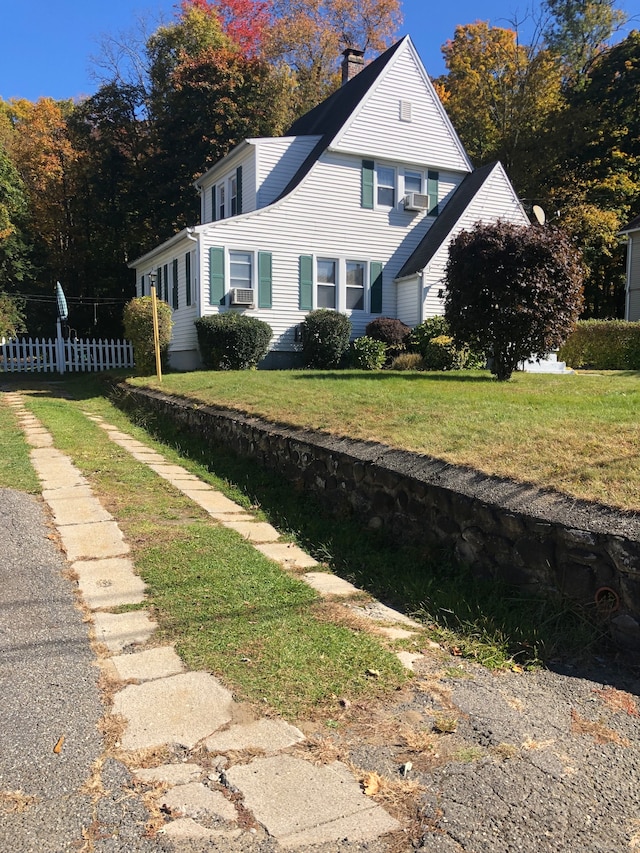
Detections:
258,251,272,309
185,252,192,306
172,258,179,309
211,185,216,221
370,261,383,314
427,170,439,216
209,246,225,306
156,266,163,300
361,160,374,209
299,255,313,310
236,166,243,215
163,264,169,302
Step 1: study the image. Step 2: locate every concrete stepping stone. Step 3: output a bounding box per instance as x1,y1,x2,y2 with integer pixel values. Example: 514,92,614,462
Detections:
160,782,237,823
30,451,89,490
112,671,234,750
133,763,202,786
108,646,184,682
57,519,129,562
376,626,416,640
222,520,281,543
148,463,193,479
254,543,319,569
226,755,400,848
23,429,53,448
73,557,146,609
181,489,246,514
204,719,305,755
46,495,113,526
42,484,95,501
348,601,423,629
396,651,424,671
302,572,360,597
92,610,157,654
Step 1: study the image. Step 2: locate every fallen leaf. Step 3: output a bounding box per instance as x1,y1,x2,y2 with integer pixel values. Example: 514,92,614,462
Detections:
53,736,65,754
365,668,380,678
362,772,382,795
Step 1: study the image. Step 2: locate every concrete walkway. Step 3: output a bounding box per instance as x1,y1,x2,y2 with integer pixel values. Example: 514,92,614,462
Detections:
5,391,426,849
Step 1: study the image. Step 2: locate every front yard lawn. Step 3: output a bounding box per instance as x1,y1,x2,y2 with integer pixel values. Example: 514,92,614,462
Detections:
130,369,640,512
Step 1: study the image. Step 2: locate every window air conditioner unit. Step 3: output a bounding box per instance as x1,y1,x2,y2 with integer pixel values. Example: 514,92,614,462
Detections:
230,288,255,306
403,192,429,212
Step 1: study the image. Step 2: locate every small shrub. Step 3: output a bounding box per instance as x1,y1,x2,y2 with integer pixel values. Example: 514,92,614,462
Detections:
422,334,469,370
558,320,640,369
195,313,272,370
408,316,451,353
365,317,412,347
302,309,352,368
390,352,425,371
123,296,173,375
349,336,387,370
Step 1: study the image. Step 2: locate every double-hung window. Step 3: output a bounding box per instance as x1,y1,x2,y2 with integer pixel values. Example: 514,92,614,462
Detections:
346,261,365,310
404,170,422,195
230,250,252,291
218,184,226,220
317,258,337,309
230,174,238,216
377,166,396,207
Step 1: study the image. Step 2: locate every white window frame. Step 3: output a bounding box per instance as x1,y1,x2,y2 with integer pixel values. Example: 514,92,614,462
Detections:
229,249,253,292
376,165,396,208
314,257,370,313
230,174,238,216
403,169,423,195
218,183,226,220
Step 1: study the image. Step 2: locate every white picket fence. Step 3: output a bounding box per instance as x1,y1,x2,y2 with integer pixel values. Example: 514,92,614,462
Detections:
0,335,135,374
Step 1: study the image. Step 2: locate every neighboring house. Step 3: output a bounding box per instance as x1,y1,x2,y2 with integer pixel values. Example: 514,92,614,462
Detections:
620,213,640,321
129,36,529,370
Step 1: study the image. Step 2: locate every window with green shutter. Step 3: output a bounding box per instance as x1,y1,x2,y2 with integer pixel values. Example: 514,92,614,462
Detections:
209,246,225,306
370,261,383,314
258,251,272,308
172,258,179,309
299,255,313,310
185,252,192,306
236,166,243,215
361,160,374,209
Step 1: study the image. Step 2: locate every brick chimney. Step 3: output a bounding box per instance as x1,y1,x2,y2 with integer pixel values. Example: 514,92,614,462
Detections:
341,47,365,85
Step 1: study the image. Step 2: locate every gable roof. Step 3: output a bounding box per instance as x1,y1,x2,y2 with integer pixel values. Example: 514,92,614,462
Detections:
274,37,407,202
620,213,640,235
395,162,503,279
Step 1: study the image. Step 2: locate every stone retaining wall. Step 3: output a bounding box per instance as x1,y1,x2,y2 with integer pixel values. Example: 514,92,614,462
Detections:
116,384,640,648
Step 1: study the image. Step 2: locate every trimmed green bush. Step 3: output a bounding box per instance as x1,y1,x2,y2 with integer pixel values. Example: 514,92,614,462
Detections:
301,309,352,368
123,296,173,375
195,313,272,370
349,336,387,370
390,352,425,371
422,334,469,370
558,320,640,369
409,317,485,370
408,316,450,352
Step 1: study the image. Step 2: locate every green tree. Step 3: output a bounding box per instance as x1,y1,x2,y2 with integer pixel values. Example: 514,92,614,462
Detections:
0,290,26,339
444,221,584,381
542,0,628,85
436,22,563,190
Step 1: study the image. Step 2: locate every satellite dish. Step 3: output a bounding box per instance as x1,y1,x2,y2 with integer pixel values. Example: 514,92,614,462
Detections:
532,205,546,225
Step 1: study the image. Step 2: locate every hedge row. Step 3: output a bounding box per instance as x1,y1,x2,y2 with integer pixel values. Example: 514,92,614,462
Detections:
558,320,640,370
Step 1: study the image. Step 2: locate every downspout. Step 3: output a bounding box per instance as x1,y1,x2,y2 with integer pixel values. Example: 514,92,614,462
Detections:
186,227,201,357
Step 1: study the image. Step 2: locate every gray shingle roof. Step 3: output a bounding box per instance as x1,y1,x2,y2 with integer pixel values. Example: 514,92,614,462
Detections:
620,213,640,234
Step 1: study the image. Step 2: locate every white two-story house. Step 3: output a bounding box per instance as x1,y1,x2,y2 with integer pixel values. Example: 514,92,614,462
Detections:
129,35,529,370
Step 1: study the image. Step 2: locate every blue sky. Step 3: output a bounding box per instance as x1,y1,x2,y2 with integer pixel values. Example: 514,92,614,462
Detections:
0,0,544,102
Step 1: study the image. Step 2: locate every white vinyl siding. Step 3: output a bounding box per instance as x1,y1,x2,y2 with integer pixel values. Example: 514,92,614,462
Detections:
627,234,640,321
333,41,471,173
420,163,529,320
255,136,321,207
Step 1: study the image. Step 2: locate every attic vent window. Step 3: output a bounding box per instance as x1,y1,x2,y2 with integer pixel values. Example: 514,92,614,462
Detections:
399,100,412,122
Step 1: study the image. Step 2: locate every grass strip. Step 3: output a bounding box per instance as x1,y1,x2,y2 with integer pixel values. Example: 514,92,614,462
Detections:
0,387,40,493
20,383,406,719
130,369,640,511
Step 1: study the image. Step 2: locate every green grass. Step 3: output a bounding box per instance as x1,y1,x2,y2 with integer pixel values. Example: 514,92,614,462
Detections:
0,390,40,493
130,369,640,511
18,382,406,718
